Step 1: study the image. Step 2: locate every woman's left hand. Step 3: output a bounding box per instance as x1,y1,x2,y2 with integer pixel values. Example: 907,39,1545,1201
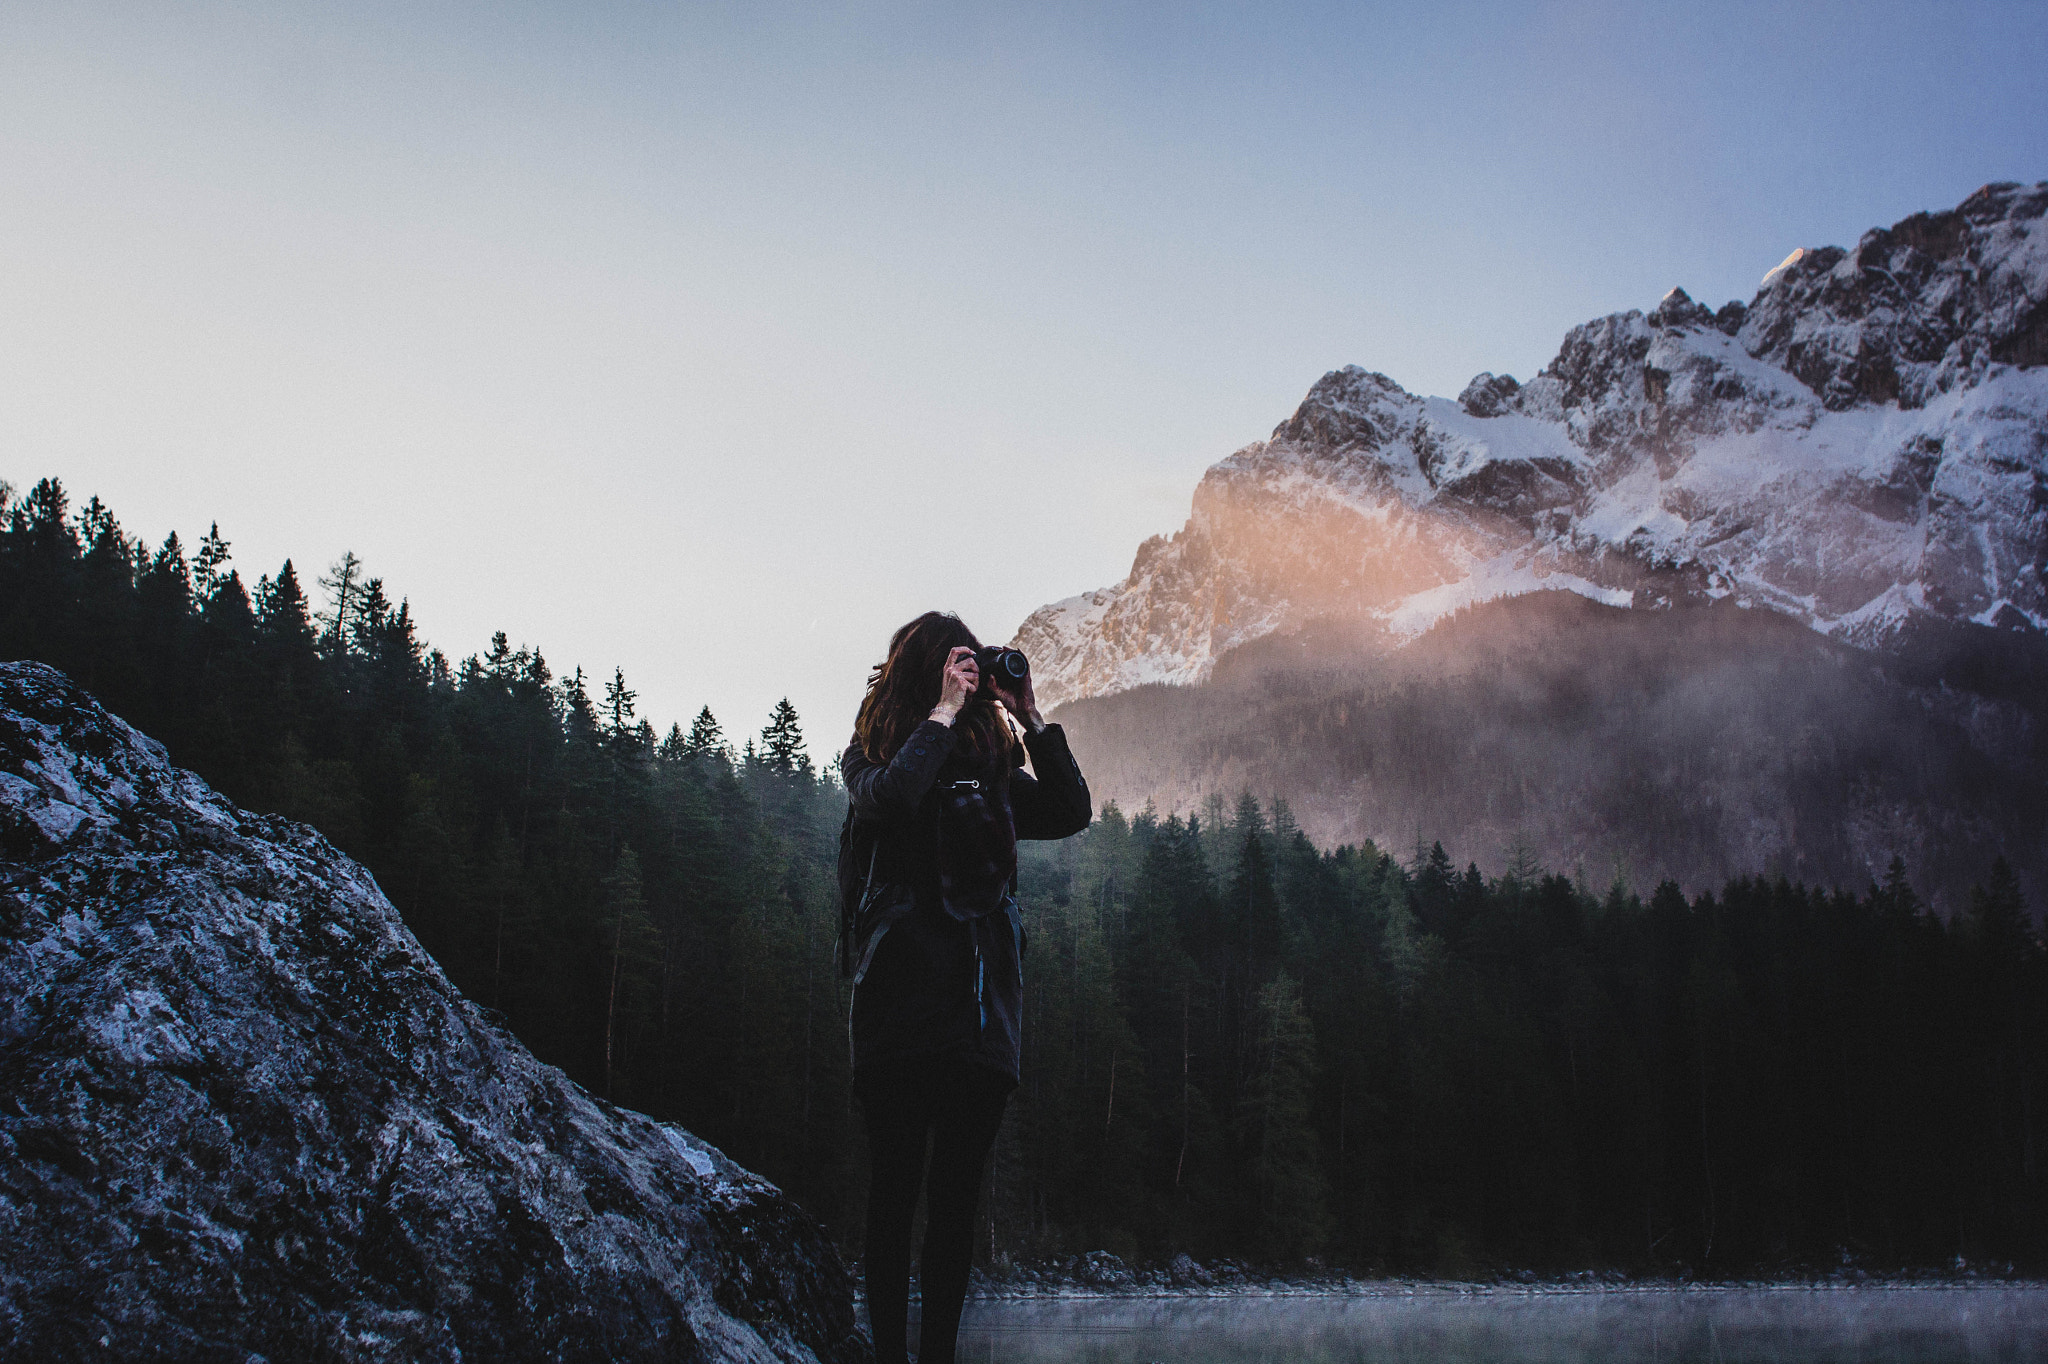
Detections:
987,669,1044,733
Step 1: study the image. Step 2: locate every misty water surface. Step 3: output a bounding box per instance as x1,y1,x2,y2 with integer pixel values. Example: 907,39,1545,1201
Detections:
954,1286,2048,1363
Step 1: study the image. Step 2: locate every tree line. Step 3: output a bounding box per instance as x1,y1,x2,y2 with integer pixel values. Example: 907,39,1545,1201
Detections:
3,476,2042,1274
1004,801,2042,1273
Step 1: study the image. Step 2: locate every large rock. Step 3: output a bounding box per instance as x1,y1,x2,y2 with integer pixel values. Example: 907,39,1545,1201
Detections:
0,661,868,1363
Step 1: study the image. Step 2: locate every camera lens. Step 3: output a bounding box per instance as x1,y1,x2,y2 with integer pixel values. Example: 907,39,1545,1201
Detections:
974,647,1029,688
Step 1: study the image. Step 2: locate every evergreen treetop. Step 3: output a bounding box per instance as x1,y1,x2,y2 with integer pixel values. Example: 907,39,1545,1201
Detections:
683,706,727,764
759,697,810,777
316,551,365,654
193,522,232,599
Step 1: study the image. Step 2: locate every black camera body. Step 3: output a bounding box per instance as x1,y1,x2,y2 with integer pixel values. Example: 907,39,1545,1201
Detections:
974,646,1029,697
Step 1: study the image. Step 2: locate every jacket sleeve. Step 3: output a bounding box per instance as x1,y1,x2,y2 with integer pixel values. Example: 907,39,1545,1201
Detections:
1010,722,1092,840
841,720,957,822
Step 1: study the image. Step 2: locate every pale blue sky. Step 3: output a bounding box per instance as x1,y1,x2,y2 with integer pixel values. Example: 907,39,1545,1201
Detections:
3,1,2044,750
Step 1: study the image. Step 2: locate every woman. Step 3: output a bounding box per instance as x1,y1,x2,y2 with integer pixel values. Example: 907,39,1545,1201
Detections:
839,611,1091,1364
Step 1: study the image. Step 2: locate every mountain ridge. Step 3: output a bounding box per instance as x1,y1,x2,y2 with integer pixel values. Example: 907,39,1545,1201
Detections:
1015,181,2048,710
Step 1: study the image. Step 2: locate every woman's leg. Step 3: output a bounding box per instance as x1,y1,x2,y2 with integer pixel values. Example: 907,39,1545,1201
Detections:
859,1074,933,1364
913,1068,1010,1364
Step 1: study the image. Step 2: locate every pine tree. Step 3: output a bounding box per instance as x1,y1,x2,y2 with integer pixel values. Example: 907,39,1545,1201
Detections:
316,551,365,655
560,667,599,744
759,698,810,776
1200,791,1231,886
1969,858,2036,963
603,667,638,744
1875,855,1923,921
1412,841,1455,935
75,495,130,580
684,706,726,763
258,560,315,646
351,578,391,651
193,522,232,599
1502,835,1543,906
1231,790,1266,847
1226,815,1282,988
1238,971,1331,1258
520,648,552,692
602,846,656,1101
1377,876,1431,997
1270,796,1300,847
18,478,73,555
386,601,424,675
205,570,255,635
477,632,513,680
146,531,192,603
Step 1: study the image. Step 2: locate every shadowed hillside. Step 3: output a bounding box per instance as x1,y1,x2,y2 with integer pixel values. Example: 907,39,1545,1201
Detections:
1052,591,2048,909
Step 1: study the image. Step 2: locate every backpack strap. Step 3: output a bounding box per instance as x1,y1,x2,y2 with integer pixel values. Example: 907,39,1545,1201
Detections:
837,823,880,979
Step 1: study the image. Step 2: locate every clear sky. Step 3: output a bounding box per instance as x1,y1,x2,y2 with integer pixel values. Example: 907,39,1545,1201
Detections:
3,0,2044,755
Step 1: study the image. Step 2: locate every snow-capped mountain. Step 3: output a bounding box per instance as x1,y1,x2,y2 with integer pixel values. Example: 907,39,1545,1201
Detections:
1016,182,2048,711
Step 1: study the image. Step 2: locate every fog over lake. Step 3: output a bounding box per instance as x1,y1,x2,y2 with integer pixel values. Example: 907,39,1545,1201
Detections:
955,1286,2048,1363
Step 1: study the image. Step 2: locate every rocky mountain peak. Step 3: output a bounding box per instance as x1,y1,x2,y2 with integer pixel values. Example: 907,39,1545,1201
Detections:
1456,371,1521,419
0,662,865,1362
1268,366,1411,451
1647,286,1717,331
1015,184,2048,709
1734,180,2048,409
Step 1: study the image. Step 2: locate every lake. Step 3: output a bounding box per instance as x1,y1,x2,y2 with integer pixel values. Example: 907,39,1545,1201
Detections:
953,1286,2048,1362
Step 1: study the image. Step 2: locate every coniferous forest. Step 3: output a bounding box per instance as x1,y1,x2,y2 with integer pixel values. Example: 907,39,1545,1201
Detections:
4,476,2044,1275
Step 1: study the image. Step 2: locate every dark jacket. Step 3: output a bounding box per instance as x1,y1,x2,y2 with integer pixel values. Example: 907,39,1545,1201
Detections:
840,717,1090,1086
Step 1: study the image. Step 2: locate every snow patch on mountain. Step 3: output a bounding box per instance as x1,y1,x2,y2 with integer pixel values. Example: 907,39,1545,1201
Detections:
1384,553,1635,641
1760,249,1808,288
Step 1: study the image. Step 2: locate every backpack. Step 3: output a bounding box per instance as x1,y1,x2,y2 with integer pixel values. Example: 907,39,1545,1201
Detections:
834,804,879,979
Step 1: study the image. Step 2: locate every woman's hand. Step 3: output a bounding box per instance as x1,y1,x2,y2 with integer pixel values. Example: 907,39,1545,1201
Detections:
988,665,1044,734
931,647,978,726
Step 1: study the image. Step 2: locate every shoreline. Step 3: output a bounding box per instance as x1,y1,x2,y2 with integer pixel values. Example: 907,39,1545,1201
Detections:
961,1255,2048,1301
967,1278,2048,1300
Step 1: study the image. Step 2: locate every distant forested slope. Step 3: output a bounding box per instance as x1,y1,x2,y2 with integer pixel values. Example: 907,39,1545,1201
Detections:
1053,590,2048,911
4,477,2043,1273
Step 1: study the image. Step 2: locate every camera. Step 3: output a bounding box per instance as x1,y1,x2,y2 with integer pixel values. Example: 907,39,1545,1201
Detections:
974,646,1029,696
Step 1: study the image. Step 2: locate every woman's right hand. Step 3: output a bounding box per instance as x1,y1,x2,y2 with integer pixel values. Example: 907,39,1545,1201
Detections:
932,646,978,724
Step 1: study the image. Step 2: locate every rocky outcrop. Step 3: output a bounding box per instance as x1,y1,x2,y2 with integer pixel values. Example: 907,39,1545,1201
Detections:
0,662,867,1363
1738,182,2048,408
1016,183,2048,708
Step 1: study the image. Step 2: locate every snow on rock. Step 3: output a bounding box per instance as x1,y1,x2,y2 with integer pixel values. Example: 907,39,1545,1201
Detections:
0,662,868,1364
1015,184,2048,706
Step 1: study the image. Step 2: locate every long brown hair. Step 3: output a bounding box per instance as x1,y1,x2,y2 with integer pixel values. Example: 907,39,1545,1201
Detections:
855,611,1016,765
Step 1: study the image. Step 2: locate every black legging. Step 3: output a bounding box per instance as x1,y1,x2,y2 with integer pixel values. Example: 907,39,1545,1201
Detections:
856,1059,1011,1364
